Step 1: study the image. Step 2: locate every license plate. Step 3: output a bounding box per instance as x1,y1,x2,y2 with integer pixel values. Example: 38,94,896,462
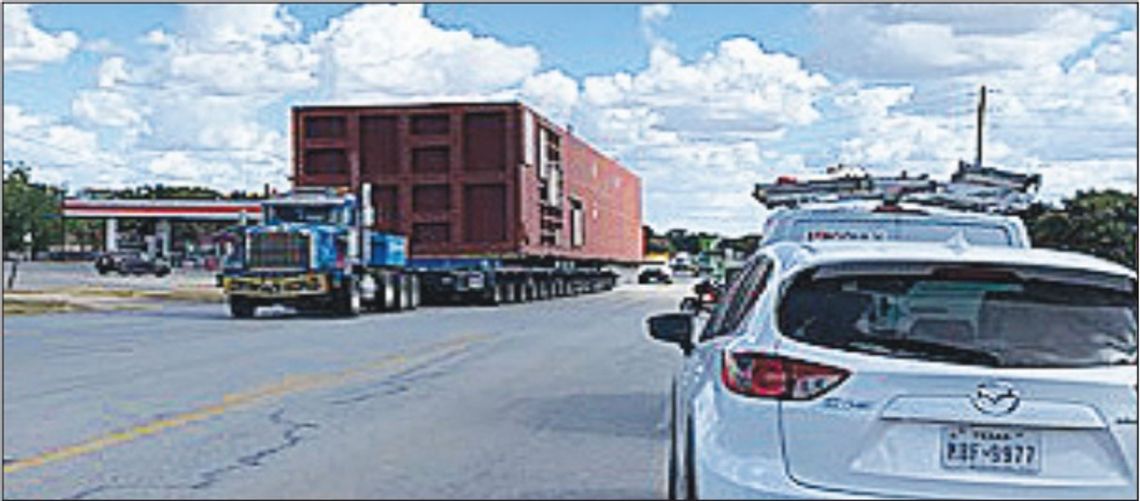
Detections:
941,425,1041,473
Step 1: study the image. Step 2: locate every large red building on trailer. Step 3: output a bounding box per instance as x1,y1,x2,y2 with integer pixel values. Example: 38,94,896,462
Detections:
291,102,642,264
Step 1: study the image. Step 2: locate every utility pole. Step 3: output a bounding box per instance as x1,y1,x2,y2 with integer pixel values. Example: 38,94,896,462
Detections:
975,85,986,168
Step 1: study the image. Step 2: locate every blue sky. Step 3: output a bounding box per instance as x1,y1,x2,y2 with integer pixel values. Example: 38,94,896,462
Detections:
4,4,1137,235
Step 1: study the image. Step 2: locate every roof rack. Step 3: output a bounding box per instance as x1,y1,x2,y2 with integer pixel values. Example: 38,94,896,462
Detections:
753,161,1041,214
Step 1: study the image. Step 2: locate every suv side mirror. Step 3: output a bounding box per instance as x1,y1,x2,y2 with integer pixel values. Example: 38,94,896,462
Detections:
647,313,694,354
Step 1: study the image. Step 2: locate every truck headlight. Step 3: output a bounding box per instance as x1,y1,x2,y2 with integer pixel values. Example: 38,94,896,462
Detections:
468,272,485,290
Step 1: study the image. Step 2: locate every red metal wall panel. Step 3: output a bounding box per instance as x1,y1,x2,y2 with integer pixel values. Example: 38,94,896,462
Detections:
292,102,642,263
463,113,507,172
412,184,451,213
463,184,507,243
359,116,400,178
411,114,450,136
411,146,450,174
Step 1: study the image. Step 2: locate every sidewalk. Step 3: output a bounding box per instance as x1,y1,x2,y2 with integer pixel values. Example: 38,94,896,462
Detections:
3,261,224,316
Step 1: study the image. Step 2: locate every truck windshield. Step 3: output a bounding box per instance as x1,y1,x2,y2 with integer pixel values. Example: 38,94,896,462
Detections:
268,204,345,225
778,265,1137,368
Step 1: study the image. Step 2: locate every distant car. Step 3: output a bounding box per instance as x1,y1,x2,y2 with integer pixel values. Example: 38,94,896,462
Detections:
638,265,673,284
648,241,1137,499
95,251,171,277
671,253,695,274
95,251,131,274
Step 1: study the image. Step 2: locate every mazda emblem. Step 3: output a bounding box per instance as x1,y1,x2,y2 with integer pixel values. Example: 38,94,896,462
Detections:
972,381,1020,416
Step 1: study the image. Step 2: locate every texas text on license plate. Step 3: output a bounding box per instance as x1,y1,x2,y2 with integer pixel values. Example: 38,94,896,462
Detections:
940,425,1041,474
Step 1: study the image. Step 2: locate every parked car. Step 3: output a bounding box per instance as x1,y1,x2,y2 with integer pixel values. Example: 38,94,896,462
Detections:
95,251,131,274
95,251,171,277
648,240,1137,499
638,264,673,284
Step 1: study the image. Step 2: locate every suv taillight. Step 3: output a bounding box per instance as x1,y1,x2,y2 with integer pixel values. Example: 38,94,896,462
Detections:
721,350,849,400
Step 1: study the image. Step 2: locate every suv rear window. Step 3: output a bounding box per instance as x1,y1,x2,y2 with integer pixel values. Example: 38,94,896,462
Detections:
778,264,1137,368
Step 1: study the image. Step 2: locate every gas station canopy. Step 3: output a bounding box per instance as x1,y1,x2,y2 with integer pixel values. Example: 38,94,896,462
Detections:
62,199,263,221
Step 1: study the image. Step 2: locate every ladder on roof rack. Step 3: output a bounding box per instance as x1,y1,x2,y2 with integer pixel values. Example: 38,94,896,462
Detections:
753,160,1041,214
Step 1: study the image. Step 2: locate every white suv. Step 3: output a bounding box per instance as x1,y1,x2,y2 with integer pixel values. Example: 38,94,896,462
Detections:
648,241,1136,499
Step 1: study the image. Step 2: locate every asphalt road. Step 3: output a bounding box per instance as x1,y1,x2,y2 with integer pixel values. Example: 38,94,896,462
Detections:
3,282,689,499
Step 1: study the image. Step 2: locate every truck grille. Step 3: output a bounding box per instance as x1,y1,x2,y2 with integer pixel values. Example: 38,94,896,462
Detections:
249,232,309,270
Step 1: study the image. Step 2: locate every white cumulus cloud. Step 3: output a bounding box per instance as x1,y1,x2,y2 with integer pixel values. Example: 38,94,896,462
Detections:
641,4,672,24
312,4,540,102
3,105,131,187
3,4,80,71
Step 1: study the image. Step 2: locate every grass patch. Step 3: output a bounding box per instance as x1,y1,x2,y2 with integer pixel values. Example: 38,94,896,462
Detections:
139,288,224,303
29,287,223,303
66,288,143,298
3,298,91,316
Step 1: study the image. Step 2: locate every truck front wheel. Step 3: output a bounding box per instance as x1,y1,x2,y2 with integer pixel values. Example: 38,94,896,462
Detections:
335,280,361,317
229,297,256,318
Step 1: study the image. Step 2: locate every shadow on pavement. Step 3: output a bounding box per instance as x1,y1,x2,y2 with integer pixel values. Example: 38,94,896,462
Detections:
513,392,668,441
513,487,660,499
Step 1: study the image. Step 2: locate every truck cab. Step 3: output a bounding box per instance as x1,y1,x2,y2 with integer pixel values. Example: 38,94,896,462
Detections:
219,186,417,318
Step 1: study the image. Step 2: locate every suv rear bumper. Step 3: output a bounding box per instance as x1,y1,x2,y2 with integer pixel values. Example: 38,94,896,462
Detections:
696,444,881,500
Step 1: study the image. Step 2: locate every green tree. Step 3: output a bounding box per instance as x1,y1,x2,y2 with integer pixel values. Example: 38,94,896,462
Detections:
3,164,64,254
642,225,670,254
1022,190,1138,270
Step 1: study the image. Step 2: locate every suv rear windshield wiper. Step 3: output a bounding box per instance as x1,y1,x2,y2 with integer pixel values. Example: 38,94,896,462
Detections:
845,337,1005,367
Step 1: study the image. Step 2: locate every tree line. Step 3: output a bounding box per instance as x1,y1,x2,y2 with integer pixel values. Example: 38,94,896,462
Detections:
4,162,1137,270
2,162,266,255
644,189,1139,271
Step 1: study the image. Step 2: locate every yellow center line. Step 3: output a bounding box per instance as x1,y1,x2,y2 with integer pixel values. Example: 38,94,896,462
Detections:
4,333,489,475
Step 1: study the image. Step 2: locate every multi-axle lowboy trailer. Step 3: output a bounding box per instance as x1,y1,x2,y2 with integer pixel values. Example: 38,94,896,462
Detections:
412,257,617,306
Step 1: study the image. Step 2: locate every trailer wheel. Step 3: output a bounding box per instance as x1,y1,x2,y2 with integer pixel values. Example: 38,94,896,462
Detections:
229,297,256,319
381,275,397,311
390,275,404,311
360,274,379,311
394,274,411,311
403,275,417,310
483,283,503,306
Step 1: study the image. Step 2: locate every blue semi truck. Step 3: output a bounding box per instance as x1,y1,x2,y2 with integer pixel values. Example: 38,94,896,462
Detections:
219,184,419,318
219,183,621,318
